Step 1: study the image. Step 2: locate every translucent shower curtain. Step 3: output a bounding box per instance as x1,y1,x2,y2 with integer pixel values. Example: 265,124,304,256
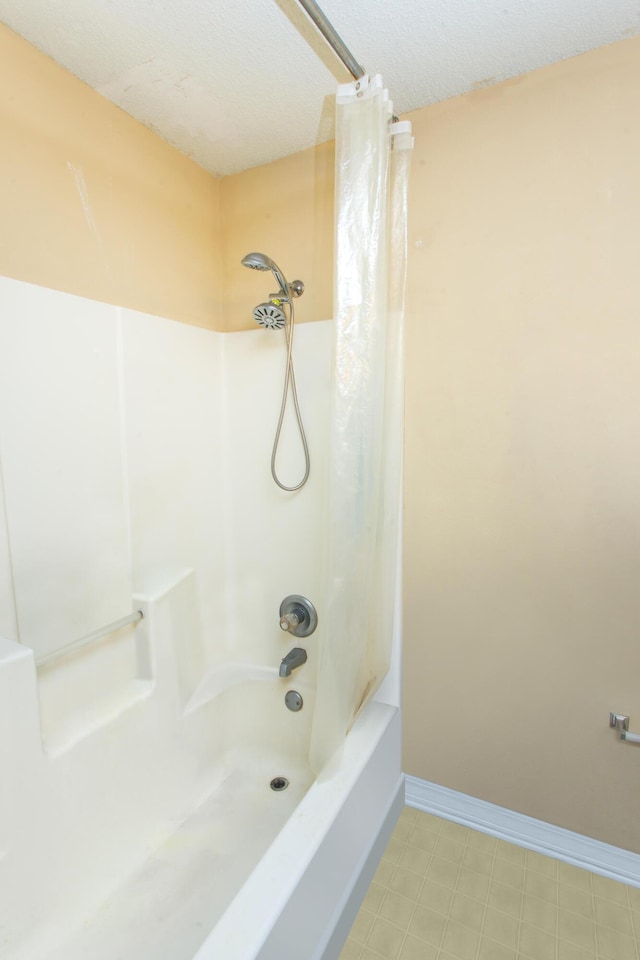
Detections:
310,76,413,774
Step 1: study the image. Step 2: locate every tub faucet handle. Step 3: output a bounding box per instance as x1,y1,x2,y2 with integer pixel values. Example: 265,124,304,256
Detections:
279,595,318,638
280,610,303,633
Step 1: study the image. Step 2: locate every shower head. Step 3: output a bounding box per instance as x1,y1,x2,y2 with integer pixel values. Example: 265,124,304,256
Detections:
241,251,289,297
241,252,304,301
253,301,286,330
241,252,276,272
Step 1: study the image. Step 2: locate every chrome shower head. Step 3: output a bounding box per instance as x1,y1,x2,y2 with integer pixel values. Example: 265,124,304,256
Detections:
253,301,286,330
241,252,275,272
242,251,289,296
241,252,304,301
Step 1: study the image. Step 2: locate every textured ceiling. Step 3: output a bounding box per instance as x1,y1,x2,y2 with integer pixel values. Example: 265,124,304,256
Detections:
1,0,638,176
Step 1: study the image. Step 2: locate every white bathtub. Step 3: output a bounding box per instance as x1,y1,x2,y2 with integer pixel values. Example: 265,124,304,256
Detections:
40,704,400,960
197,699,403,960
45,700,401,960
2,598,402,960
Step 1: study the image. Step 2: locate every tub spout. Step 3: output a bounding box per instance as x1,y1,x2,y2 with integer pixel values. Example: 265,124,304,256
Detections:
279,647,307,678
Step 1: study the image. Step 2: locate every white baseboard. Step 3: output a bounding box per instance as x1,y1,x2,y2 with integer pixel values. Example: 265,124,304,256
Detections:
405,774,640,889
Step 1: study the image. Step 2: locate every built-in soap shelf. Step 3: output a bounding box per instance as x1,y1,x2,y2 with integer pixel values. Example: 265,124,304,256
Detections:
0,568,207,758
0,621,155,784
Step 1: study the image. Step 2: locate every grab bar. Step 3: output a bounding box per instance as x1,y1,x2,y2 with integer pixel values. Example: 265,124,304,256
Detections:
36,609,144,668
610,713,640,745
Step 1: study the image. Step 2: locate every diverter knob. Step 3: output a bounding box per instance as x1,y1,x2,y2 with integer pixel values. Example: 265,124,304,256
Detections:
279,595,318,638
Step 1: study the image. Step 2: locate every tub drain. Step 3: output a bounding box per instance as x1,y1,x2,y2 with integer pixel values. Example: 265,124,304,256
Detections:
270,776,289,792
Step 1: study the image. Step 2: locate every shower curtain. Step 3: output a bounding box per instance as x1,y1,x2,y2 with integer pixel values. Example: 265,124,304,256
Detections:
310,75,413,774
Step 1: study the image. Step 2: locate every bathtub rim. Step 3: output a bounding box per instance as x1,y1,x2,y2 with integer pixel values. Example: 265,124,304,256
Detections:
193,698,401,960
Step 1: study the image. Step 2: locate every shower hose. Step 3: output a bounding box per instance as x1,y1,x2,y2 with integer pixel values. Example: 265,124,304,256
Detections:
271,298,310,492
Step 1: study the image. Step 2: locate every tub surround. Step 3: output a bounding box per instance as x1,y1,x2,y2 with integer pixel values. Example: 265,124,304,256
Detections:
0,276,359,957
0,276,403,959
0,275,332,671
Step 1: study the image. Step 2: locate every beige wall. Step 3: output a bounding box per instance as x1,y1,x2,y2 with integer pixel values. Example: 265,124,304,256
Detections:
403,36,640,852
3,18,640,851
0,20,331,333
0,23,223,330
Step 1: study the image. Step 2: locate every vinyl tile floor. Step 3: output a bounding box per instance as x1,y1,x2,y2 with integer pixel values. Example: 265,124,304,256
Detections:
339,806,640,960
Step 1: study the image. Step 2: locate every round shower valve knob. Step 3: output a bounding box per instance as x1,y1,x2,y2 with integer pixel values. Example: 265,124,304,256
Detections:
279,595,318,638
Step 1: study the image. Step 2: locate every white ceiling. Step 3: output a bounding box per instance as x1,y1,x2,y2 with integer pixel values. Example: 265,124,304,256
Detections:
1,0,638,177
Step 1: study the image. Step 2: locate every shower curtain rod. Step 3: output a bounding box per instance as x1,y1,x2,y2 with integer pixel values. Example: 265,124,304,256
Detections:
294,0,365,81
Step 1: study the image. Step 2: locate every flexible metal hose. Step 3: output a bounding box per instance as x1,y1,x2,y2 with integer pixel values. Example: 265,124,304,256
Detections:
271,299,310,491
